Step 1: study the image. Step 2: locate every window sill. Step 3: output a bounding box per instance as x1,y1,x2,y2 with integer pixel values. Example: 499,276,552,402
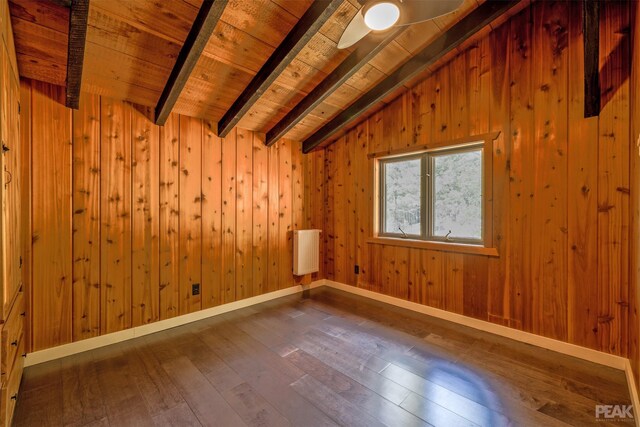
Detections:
366,237,499,257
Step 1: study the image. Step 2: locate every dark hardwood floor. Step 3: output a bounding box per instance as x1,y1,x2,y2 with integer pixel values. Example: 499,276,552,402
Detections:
14,287,631,427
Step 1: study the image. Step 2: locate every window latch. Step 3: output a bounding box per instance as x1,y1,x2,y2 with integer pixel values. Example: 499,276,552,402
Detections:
445,230,452,241
398,226,408,238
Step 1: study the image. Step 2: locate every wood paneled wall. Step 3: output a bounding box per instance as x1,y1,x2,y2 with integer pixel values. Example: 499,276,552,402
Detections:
310,0,636,358
630,0,640,391
20,79,307,352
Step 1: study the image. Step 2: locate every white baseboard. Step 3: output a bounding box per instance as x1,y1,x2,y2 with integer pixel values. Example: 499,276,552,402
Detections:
321,279,629,371
24,281,324,367
624,359,640,427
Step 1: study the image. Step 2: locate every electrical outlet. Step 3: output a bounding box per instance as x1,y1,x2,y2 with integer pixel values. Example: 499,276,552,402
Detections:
192,283,200,296
354,265,360,275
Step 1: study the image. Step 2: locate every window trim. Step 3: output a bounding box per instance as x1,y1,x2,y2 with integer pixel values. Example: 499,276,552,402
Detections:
427,143,484,244
371,132,497,253
378,153,425,240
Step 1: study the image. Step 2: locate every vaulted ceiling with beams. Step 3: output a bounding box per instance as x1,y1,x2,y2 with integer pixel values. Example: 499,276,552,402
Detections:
9,0,525,149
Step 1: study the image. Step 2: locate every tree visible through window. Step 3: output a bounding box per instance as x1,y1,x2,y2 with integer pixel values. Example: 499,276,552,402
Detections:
382,157,422,236
378,143,484,244
432,149,482,240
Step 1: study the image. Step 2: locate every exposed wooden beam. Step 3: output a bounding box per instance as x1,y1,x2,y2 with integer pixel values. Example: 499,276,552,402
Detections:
217,0,342,137
50,0,72,8
155,0,227,125
302,0,521,153
64,0,89,109
265,27,404,147
583,0,600,118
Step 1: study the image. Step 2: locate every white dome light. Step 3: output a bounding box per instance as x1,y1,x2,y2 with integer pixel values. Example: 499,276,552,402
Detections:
363,2,400,31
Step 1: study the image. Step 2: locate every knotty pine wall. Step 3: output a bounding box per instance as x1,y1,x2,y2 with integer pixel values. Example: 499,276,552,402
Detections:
20,79,310,352
310,0,638,360
631,0,640,391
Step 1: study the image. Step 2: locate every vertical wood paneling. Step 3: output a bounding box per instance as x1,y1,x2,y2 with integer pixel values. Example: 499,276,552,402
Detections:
100,97,131,334
315,2,635,358
345,129,357,286
444,253,464,315
323,145,335,280
354,122,370,287
179,116,202,314
25,81,307,351
201,121,222,308
252,133,268,296
131,106,160,326
332,137,346,283
267,140,280,291
383,94,411,150
630,0,640,388
278,139,292,289
31,81,72,350
597,0,630,356
425,251,444,308
462,255,489,320
369,111,386,154
411,77,434,148
567,0,599,350
221,128,237,303
235,128,253,300
450,54,468,138
508,7,533,332
432,66,451,143
468,37,491,137
19,79,32,352
531,0,568,340
291,140,305,284
159,114,180,319
487,21,511,325
72,92,101,339
303,148,326,281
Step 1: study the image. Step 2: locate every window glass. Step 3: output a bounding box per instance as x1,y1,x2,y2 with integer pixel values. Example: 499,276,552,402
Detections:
382,158,422,236
432,148,483,240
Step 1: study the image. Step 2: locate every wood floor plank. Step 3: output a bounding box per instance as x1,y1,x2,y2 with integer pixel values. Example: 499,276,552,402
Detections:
13,383,64,427
286,349,429,427
15,288,631,427
221,382,291,427
400,392,481,427
161,356,247,427
291,330,411,405
125,344,185,415
198,326,339,427
380,363,511,426
290,374,387,427
95,352,154,427
60,353,106,426
152,402,202,427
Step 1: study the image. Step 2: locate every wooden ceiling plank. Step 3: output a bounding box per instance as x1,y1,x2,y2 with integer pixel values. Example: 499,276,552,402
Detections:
154,0,227,126
217,0,342,137
65,0,89,109
583,0,599,118
265,27,404,147
301,0,521,153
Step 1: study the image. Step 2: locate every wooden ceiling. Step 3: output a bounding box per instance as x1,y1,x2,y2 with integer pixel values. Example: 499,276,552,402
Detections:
9,0,517,146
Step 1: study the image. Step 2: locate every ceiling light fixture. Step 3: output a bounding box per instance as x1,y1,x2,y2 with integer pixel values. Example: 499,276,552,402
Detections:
363,1,401,31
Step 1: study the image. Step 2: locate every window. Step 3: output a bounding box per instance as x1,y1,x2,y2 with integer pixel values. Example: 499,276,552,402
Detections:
377,141,487,245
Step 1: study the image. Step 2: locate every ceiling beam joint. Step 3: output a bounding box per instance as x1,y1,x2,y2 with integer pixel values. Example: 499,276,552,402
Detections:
265,27,405,147
583,0,600,118
65,0,90,109
217,0,342,138
155,0,227,126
